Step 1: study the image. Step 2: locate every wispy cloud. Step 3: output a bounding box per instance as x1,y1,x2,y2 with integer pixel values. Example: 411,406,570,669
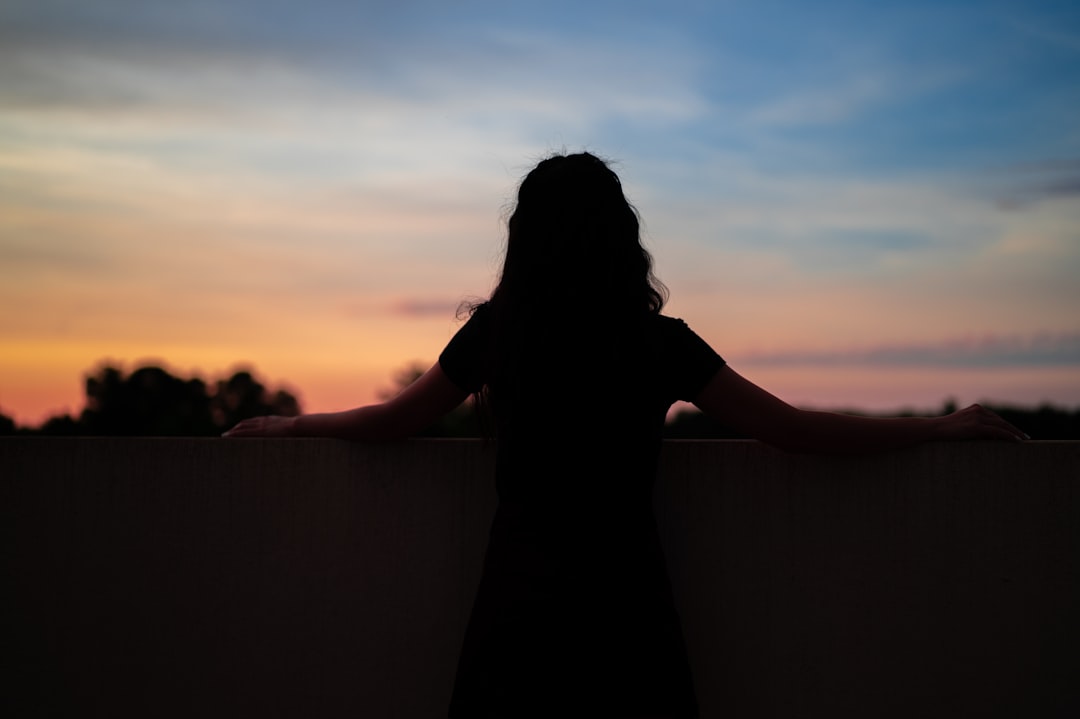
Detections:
739,332,1080,368
992,159,1080,210
0,1,705,137
387,299,468,318
342,298,469,319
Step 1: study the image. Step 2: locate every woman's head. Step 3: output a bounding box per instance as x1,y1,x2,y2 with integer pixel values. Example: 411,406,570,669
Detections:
491,152,666,315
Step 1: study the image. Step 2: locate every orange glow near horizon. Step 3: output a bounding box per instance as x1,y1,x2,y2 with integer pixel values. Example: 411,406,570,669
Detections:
5,331,1078,428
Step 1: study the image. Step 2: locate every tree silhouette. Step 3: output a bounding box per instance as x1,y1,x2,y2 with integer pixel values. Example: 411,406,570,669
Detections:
81,366,216,436
23,364,302,436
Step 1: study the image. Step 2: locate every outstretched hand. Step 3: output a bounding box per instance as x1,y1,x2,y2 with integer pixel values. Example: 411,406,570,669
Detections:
937,404,1028,442
222,415,297,438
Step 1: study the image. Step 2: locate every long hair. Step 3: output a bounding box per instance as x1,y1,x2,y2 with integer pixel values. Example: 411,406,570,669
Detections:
463,152,668,430
488,152,667,319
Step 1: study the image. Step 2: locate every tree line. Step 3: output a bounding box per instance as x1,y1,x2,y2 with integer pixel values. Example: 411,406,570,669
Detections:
2,362,1078,439
1,365,300,437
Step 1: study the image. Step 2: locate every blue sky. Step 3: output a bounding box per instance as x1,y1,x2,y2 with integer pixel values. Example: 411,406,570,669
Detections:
1,0,1078,423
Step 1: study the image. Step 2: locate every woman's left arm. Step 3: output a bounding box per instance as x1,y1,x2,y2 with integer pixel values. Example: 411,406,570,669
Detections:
222,363,469,441
693,365,1026,454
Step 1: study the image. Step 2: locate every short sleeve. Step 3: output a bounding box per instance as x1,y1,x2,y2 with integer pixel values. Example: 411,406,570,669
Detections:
659,316,726,402
438,304,491,394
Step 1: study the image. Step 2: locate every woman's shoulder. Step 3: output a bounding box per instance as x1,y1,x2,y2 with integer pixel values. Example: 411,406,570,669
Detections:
648,313,724,359
649,313,695,334
627,313,700,350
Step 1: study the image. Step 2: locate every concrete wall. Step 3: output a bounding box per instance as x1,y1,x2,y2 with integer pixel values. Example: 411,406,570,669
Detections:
2,438,1077,718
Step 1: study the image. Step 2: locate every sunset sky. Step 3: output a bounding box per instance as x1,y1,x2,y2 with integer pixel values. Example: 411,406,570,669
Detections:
2,0,1078,427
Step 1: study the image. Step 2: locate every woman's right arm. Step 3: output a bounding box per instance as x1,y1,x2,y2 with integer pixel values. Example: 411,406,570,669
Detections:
222,363,469,441
692,365,1026,454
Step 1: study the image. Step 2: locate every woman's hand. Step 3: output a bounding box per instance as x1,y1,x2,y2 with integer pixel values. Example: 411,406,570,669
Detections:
934,404,1029,442
222,415,298,438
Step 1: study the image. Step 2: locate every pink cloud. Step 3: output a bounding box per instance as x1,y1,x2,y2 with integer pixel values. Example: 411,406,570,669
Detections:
738,331,1080,368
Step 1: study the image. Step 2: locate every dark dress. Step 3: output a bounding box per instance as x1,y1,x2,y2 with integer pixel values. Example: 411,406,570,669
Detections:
439,305,725,718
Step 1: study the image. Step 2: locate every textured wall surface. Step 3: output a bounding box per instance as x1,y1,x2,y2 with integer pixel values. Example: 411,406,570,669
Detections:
3,438,1078,718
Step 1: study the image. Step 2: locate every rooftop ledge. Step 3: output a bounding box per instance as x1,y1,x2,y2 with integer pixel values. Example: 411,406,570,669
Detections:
3,438,1078,718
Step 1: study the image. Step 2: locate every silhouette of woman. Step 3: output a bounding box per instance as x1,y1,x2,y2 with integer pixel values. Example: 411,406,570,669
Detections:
224,152,1025,718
